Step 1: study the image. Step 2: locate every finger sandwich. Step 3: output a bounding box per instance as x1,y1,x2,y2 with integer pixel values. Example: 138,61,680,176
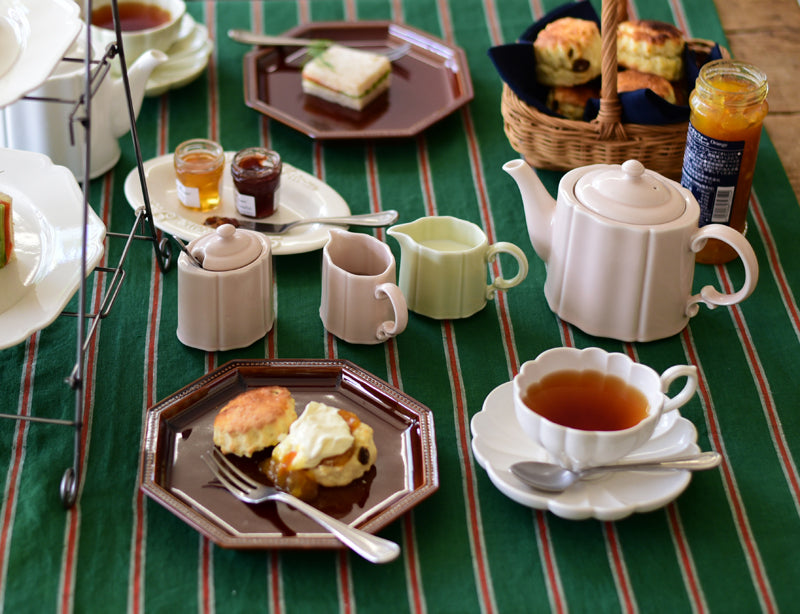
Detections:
301,44,392,111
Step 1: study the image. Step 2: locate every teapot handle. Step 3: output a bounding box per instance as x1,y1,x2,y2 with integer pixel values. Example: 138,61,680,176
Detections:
686,224,759,316
485,242,529,300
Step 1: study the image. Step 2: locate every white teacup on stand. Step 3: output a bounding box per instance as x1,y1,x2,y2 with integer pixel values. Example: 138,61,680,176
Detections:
513,347,699,471
320,229,408,345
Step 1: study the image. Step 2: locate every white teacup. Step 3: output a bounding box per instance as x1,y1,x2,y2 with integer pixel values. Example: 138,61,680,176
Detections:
87,0,186,66
513,347,698,471
320,229,408,345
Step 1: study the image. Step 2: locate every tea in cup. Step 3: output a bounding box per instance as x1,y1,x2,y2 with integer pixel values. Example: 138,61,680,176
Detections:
87,0,186,66
320,229,408,345
387,216,528,319
513,347,698,471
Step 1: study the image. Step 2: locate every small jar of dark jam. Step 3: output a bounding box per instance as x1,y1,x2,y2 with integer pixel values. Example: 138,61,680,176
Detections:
230,148,282,218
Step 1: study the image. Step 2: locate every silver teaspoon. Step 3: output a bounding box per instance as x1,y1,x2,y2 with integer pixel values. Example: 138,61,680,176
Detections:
509,451,722,493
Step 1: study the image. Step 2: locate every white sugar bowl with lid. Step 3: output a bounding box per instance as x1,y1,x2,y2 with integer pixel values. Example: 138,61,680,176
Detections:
177,224,273,351
503,159,759,342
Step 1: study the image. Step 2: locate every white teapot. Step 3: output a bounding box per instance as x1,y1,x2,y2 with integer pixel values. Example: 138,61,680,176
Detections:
0,32,165,179
503,159,759,342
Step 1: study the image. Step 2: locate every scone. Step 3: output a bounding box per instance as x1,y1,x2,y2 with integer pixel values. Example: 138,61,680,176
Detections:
546,83,599,120
262,401,377,500
617,69,676,103
301,44,391,111
213,386,297,457
1,192,13,269
533,17,602,87
617,20,685,82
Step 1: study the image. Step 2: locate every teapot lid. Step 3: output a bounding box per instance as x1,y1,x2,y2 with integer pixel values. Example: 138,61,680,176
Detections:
190,224,262,271
575,160,686,224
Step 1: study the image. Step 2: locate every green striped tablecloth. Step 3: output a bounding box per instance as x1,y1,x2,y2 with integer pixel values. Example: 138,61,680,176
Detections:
2,0,799,612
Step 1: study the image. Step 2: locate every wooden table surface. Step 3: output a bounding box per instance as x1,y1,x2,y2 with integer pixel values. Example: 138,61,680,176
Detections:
713,0,800,201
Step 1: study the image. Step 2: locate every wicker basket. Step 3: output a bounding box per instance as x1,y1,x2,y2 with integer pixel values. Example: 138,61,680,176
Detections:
501,0,724,180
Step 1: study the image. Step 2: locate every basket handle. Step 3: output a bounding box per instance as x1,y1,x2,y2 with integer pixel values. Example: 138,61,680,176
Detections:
597,0,627,140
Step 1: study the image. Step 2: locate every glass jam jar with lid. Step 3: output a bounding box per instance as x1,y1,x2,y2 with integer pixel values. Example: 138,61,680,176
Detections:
174,138,225,212
230,148,282,218
680,59,768,264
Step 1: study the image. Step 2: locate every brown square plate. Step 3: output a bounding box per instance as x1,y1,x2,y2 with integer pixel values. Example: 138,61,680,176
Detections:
242,21,474,139
140,359,438,549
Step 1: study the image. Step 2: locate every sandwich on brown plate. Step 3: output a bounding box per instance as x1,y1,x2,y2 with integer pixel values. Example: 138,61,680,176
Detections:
301,44,392,111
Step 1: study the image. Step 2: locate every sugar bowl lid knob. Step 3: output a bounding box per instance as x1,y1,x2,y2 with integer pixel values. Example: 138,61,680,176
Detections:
190,224,263,271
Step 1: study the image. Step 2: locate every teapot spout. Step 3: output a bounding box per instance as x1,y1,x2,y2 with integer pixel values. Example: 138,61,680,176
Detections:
503,159,555,262
110,49,168,137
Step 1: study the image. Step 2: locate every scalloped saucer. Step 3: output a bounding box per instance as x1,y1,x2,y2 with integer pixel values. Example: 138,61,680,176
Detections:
470,380,700,521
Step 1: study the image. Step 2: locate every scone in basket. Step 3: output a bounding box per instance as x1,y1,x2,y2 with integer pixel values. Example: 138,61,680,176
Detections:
500,0,724,179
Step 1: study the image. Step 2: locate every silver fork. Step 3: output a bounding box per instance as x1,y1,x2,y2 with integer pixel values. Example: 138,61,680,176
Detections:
228,30,412,62
201,448,400,564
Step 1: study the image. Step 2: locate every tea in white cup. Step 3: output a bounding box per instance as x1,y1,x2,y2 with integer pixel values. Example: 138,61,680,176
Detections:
87,0,186,65
513,347,698,471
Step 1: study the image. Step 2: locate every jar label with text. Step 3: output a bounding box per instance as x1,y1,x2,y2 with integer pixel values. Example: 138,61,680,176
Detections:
680,123,745,226
234,190,257,217
176,180,201,209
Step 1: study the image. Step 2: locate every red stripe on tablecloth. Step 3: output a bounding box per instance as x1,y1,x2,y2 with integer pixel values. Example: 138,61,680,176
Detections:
417,139,437,215
750,195,800,335
339,550,354,614
667,505,709,614
443,323,496,614
0,333,37,598
131,89,170,614
205,2,218,142
270,552,282,613
61,171,114,612
365,145,426,610
748,192,800,496
604,523,636,614
669,0,691,36
403,515,425,614
201,538,212,614
535,512,566,614
681,328,777,614
625,346,707,612
719,263,800,507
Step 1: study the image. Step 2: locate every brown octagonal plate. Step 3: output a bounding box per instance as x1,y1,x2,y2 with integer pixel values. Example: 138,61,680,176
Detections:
140,359,438,550
242,20,474,139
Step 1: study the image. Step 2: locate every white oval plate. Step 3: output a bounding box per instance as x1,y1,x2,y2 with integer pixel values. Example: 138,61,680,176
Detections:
0,148,106,349
0,0,81,108
470,380,700,521
124,152,351,255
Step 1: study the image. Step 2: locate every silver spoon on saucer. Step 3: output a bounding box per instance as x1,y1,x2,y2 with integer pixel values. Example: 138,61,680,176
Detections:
509,451,722,493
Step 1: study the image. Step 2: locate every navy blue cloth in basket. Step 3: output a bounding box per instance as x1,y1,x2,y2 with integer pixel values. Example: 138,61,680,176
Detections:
488,0,723,125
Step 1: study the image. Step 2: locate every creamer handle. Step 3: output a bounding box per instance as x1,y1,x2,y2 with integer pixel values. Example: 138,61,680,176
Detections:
485,242,529,300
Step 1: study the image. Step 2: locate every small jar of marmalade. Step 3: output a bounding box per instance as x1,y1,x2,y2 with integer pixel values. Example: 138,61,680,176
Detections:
174,139,225,212
231,148,282,218
680,60,768,264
